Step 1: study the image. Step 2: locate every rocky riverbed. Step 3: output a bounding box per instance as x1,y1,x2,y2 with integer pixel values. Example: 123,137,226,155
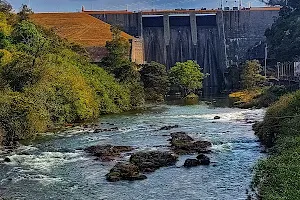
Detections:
0,104,265,200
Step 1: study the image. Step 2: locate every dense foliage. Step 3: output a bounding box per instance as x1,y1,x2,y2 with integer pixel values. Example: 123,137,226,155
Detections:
253,91,300,199
241,60,266,89
101,26,145,107
229,85,287,108
169,60,204,97
264,0,300,61
0,7,136,144
228,60,281,109
140,62,169,101
262,0,300,9
249,3,300,199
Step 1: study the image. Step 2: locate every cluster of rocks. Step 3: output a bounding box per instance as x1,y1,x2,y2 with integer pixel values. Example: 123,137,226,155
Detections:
170,132,212,154
85,126,213,182
106,151,178,182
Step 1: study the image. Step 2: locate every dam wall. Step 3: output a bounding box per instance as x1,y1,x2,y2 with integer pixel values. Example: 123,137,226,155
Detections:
89,12,143,37
218,10,279,66
85,8,279,92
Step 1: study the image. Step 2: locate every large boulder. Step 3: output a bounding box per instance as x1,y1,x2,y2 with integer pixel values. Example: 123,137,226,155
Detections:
183,159,201,168
196,154,211,165
170,132,212,154
106,162,147,182
85,145,133,161
183,155,211,168
130,151,178,172
170,132,194,144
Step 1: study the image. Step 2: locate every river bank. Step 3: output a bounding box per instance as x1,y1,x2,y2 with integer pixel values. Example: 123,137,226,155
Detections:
251,91,300,199
0,104,265,200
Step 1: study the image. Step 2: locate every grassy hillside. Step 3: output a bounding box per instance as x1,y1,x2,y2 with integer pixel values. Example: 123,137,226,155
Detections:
30,13,133,47
0,11,136,145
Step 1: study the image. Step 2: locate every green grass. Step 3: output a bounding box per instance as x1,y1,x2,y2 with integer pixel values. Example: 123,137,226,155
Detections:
253,91,300,200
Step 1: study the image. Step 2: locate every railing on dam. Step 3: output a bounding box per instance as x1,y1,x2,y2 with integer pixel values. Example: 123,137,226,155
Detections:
82,7,281,15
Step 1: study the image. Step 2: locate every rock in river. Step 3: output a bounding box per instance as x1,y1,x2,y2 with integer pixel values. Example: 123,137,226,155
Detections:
85,145,134,161
196,154,211,165
106,162,147,182
183,159,201,167
130,151,178,172
159,125,179,131
170,132,212,154
183,155,210,168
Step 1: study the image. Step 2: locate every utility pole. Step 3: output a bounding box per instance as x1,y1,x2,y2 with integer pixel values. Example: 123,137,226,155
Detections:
264,43,268,77
152,0,154,10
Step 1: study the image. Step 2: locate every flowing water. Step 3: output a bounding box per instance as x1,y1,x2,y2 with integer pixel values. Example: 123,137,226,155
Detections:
0,103,265,200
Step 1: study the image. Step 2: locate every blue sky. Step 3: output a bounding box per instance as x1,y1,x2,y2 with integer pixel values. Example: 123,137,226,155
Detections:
8,0,266,12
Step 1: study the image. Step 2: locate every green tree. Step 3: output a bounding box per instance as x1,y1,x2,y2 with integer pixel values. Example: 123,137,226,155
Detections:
0,0,12,13
262,0,300,9
225,64,243,90
241,60,266,89
114,62,145,107
101,26,145,108
13,21,49,64
140,62,169,101
101,26,131,73
263,0,300,61
0,12,12,49
169,60,204,97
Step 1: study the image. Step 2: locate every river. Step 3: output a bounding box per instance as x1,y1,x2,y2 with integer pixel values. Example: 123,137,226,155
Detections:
0,103,265,200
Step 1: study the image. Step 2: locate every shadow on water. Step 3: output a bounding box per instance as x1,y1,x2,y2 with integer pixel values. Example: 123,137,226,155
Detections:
166,93,234,108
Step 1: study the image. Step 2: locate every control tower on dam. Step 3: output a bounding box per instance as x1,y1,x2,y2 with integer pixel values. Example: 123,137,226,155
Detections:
83,7,280,93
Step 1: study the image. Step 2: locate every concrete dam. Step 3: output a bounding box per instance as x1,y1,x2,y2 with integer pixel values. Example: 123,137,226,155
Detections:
83,7,280,93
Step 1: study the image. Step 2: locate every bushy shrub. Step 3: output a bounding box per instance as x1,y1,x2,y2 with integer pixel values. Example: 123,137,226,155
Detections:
254,91,300,147
229,86,288,109
78,62,132,114
140,62,169,102
0,91,49,142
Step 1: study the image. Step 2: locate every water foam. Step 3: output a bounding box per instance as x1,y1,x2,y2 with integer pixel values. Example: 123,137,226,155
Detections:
5,150,88,173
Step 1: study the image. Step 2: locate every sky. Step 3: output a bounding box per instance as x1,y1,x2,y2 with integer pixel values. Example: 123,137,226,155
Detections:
7,0,266,12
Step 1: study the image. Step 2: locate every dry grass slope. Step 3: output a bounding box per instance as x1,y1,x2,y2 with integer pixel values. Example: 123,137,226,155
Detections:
30,13,133,47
